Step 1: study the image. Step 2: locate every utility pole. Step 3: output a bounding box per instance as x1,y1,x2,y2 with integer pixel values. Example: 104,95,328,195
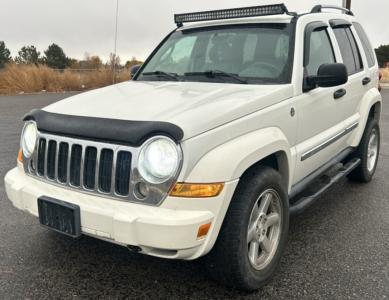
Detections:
113,0,119,85
342,0,351,10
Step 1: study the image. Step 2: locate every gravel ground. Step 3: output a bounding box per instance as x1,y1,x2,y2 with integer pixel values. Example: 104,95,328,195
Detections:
0,90,388,300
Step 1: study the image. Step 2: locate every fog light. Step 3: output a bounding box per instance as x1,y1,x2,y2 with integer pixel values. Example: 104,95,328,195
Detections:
136,182,149,199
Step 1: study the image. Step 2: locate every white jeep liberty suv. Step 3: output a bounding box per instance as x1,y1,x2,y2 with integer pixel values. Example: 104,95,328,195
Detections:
5,4,382,291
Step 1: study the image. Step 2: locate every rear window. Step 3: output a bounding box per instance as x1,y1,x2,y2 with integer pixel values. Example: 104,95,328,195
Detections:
352,23,375,68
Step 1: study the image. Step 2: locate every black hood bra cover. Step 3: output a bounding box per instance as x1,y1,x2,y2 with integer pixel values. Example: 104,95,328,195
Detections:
23,109,184,146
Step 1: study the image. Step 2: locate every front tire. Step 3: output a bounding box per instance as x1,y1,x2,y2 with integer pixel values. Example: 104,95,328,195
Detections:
347,118,380,182
205,166,289,291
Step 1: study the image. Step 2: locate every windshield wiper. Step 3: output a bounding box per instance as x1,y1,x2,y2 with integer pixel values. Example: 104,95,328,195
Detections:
142,70,183,81
184,70,247,84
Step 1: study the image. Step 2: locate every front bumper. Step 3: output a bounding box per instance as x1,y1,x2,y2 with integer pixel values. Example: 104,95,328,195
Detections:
4,161,238,260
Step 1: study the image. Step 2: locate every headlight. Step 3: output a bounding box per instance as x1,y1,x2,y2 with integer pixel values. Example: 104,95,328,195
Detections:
138,138,180,184
22,122,37,158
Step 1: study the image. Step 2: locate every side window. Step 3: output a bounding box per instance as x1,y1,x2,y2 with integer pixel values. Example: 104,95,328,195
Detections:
333,27,363,75
345,27,363,71
353,23,375,68
306,29,336,76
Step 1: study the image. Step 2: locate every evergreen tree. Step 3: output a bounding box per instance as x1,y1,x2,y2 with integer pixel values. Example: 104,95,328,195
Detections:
0,41,12,68
42,43,70,69
375,45,389,67
15,45,41,65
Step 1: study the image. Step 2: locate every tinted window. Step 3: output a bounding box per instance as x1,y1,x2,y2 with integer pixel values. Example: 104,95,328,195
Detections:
333,27,363,75
353,22,375,68
345,28,363,70
306,29,335,76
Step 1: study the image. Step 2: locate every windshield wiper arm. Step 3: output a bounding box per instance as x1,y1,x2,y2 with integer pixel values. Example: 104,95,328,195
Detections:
184,70,247,84
142,70,183,81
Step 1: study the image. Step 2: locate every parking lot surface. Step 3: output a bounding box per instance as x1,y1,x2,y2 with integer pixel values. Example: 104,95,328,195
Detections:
1,90,388,299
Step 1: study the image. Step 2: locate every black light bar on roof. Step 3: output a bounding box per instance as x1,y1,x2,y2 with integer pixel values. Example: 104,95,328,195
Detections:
174,4,288,26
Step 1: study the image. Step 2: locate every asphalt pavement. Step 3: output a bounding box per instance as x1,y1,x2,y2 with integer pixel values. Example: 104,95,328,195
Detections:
1,90,388,299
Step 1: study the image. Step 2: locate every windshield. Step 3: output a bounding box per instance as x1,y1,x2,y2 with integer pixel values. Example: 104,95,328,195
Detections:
137,24,294,84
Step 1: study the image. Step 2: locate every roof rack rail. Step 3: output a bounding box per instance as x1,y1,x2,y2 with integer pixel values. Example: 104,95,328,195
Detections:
311,5,354,16
174,4,288,27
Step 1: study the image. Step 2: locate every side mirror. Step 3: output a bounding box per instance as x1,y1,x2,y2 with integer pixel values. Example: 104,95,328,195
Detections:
306,63,348,88
131,65,141,78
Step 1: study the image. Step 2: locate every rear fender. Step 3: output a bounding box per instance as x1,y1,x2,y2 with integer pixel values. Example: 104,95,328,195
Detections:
350,89,382,147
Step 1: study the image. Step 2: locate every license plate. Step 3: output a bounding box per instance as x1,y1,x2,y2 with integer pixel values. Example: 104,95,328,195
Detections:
38,196,81,238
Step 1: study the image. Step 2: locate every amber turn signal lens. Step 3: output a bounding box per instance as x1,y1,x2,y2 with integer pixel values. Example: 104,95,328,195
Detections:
197,222,211,240
170,183,225,198
18,150,23,163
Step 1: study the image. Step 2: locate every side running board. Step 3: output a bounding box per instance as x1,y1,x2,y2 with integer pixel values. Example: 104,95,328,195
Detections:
289,158,360,217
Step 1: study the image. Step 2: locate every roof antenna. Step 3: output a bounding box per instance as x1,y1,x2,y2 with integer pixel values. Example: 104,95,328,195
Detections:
113,0,119,85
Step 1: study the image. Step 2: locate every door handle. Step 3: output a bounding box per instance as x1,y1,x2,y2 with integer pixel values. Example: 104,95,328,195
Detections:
362,77,371,85
334,88,346,99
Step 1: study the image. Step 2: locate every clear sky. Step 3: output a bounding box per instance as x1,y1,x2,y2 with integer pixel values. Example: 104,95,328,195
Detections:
1,0,387,64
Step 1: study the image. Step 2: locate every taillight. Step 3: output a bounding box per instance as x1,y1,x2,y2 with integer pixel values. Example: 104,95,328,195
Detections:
378,67,382,92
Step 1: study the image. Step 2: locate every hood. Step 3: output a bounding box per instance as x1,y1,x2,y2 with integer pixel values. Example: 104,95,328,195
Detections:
43,81,293,140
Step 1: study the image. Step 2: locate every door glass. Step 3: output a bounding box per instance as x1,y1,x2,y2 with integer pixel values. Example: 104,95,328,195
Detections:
333,27,363,75
306,29,335,76
345,27,363,71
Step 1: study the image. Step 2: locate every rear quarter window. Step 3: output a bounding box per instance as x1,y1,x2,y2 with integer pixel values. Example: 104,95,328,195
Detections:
352,22,376,68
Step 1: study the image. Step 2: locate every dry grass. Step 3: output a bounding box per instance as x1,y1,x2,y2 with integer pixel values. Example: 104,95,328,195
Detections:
0,63,132,95
381,68,389,82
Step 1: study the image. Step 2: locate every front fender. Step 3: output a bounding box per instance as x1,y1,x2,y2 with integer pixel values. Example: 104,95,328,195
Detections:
185,127,293,192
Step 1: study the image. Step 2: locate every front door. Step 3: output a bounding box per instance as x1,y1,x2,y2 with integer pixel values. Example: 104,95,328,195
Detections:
293,21,346,184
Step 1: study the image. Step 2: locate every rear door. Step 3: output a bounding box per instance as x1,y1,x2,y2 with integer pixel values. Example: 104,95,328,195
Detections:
330,20,369,134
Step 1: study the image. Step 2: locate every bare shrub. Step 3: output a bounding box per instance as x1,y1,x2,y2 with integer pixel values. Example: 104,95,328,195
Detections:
381,69,389,81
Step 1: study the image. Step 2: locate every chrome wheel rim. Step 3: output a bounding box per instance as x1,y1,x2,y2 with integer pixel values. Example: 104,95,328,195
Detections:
247,189,282,270
367,128,378,172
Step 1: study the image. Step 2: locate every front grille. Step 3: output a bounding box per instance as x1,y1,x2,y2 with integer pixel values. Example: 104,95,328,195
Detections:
37,139,46,176
115,151,132,196
58,143,69,183
70,144,82,187
34,136,132,198
99,149,114,193
83,147,97,190
23,131,181,206
47,141,57,180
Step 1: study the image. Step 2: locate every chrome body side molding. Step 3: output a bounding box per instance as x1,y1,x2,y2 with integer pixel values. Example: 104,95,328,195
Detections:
301,122,358,161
